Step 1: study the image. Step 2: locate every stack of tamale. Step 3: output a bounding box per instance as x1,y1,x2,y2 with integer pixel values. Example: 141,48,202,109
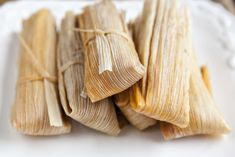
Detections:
10,0,230,139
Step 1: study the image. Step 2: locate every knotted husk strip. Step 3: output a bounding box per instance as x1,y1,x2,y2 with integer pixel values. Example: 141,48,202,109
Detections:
115,89,156,130
78,0,145,102
11,9,71,135
160,56,231,140
58,12,120,136
130,0,191,128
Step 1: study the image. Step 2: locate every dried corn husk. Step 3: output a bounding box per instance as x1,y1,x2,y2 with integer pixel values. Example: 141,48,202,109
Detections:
201,66,212,94
134,0,157,96
11,9,71,135
58,12,120,136
130,0,191,128
160,58,231,140
77,0,145,102
115,89,156,130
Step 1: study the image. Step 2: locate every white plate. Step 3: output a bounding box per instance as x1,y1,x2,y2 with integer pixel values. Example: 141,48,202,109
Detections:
0,1,235,157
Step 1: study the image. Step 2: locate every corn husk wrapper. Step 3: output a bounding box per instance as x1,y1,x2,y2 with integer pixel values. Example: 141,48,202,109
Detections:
78,0,145,102
11,9,71,135
160,57,231,140
115,89,156,130
130,0,190,128
201,66,212,94
58,12,120,136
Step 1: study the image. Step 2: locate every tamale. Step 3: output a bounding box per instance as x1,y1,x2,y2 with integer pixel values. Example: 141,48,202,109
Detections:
77,0,145,102
115,89,156,130
160,57,231,140
130,0,191,128
11,9,71,135
58,12,120,136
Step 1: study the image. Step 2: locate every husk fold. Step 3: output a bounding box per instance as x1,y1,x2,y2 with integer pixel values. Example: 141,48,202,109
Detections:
115,89,156,130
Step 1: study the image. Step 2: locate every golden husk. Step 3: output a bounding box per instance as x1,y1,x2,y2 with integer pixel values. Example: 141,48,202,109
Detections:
58,12,121,136
11,9,71,135
159,1,230,139
201,66,212,94
78,0,145,102
130,0,190,128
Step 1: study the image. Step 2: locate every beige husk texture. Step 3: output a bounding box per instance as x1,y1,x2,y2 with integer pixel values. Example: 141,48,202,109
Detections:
78,0,145,102
58,11,120,136
201,66,212,94
130,0,190,128
115,89,156,130
11,9,71,135
160,55,231,140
